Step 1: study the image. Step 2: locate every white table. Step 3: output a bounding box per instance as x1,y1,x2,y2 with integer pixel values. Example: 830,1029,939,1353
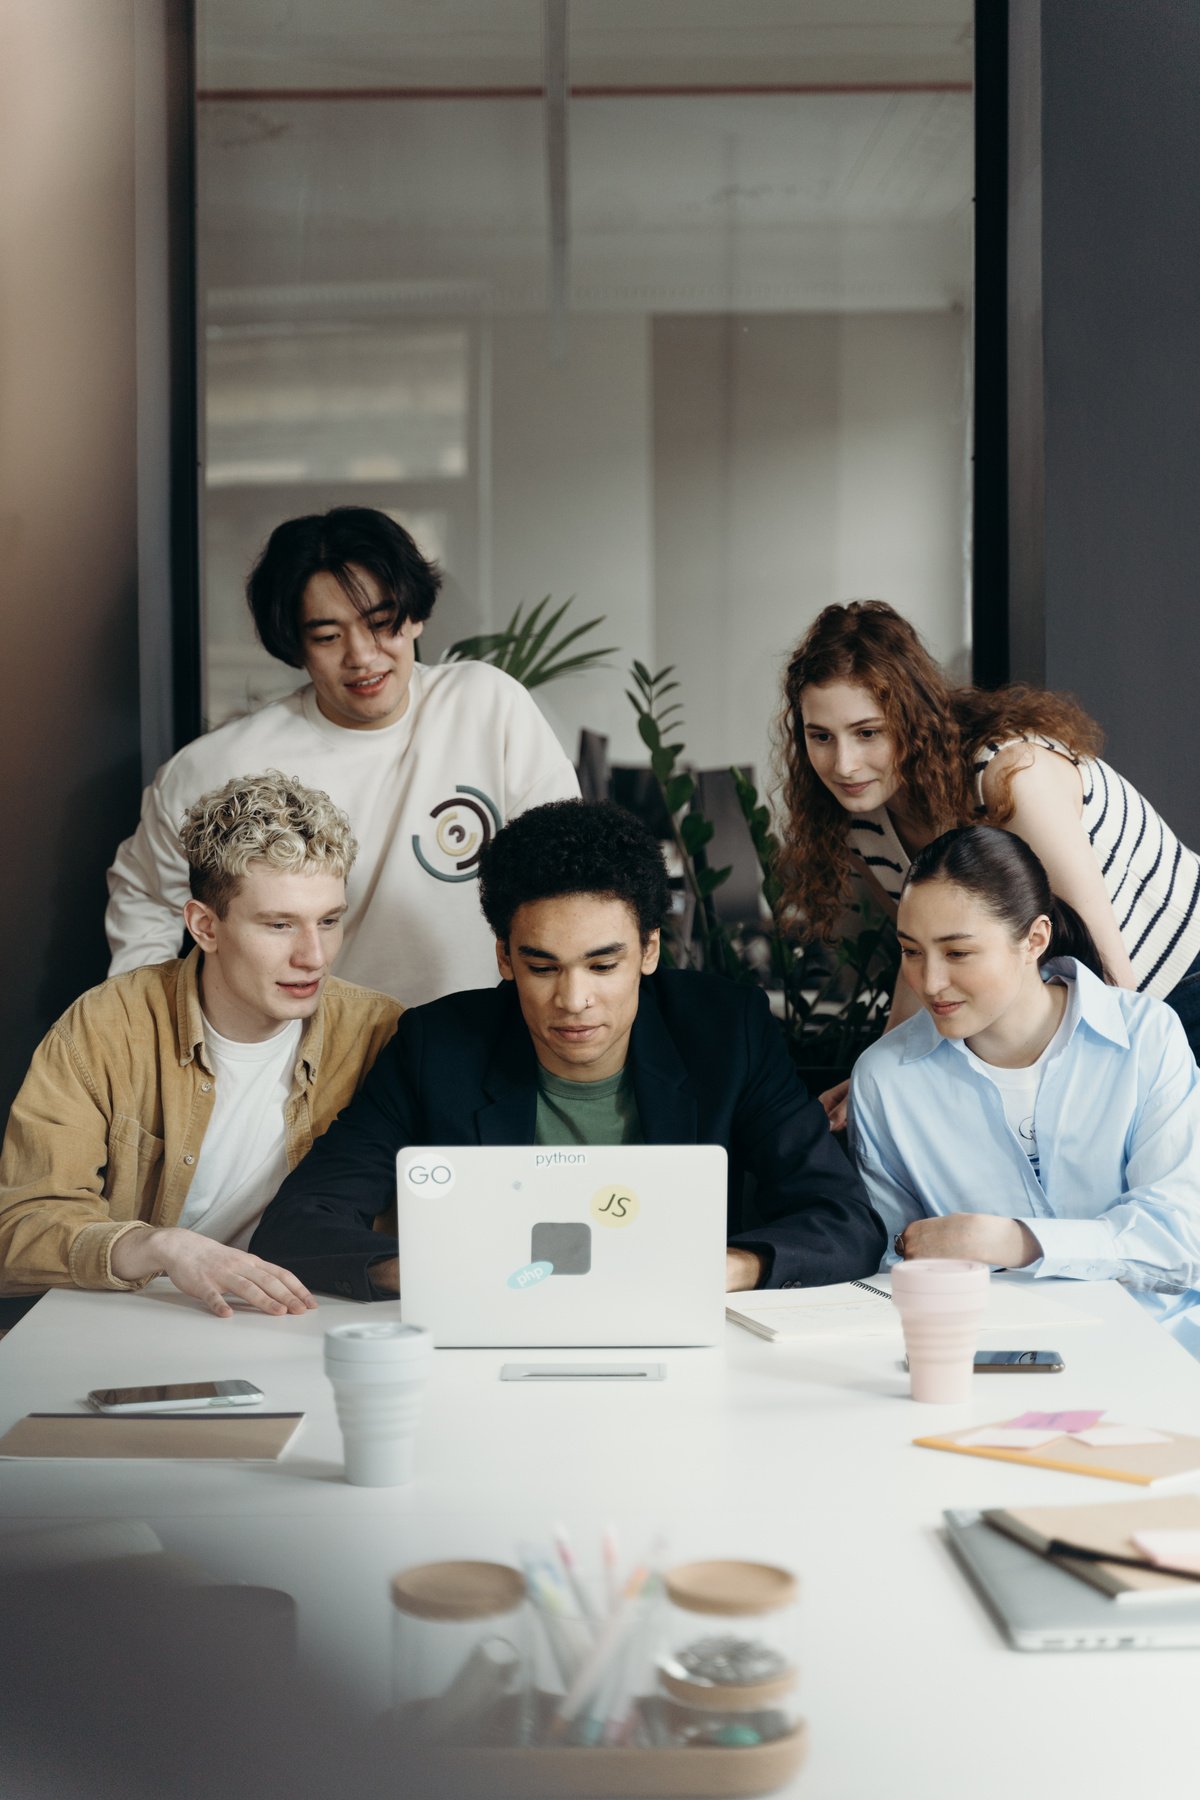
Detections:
1,1278,1198,1799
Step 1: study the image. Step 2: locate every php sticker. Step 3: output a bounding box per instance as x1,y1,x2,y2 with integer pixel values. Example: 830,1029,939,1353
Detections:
507,1260,554,1290
590,1185,640,1229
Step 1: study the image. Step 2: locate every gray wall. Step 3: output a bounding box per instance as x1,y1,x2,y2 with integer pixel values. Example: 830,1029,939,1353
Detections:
1008,0,1200,844
0,2,144,1120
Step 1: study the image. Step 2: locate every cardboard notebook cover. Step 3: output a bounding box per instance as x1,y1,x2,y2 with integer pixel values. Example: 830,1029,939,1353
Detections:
913,1419,1200,1487
0,1412,304,1460
982,1494,1200,1602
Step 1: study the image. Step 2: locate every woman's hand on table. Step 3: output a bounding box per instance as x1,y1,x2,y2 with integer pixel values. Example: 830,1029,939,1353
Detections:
895,1214,1040,1267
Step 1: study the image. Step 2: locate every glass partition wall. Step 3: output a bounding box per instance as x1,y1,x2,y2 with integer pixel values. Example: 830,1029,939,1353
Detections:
196,0,973,794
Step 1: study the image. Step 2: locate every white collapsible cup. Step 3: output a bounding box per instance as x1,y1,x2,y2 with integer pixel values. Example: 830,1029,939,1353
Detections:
324,1321,433,1487
890,1259,989,1403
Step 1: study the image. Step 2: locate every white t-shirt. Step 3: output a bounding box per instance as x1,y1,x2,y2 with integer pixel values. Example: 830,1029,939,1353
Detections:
177,1016,303,1249
961,990,1074,1186
105,660,580,1007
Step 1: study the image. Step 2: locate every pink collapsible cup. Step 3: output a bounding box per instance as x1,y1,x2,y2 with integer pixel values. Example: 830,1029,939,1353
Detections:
890,1259,989,1403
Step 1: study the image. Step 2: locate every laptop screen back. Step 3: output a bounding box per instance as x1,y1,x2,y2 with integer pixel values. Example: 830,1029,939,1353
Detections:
396,1144,728,1347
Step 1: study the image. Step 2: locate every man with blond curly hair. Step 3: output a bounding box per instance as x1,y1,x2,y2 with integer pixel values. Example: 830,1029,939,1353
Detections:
0,772,400,1316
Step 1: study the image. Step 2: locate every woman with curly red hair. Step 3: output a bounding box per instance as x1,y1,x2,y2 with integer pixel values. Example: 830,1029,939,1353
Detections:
777,601,1200,1125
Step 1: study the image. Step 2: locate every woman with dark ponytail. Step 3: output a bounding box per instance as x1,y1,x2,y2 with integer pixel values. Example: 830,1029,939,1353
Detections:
849,826,1200,1355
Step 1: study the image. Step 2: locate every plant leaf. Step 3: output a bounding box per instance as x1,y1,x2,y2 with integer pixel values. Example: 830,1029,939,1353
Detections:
697,864,732,896
509,597,568,680
680,814,714,854
524,648,619,689
664,774,694,813
443,629,517,663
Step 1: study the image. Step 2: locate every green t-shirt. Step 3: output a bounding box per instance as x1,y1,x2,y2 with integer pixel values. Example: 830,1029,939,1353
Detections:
534,1065,645,1147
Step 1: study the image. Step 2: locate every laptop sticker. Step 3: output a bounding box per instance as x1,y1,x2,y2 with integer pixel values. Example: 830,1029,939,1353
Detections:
507,1260,554,1291
402,1155,455,1194
591,1185,640,1229
531,1222,592,1274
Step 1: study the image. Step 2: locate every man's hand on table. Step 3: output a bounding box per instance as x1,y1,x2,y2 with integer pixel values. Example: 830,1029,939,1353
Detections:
725,1247,764,1292
110,1226,317,1318
895,1214,1040,1268
369,1256,400,1295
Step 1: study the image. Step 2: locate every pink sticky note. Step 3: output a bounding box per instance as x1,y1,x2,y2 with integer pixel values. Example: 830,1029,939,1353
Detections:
1130,1530,1200,1570
1005,1410,1105,1433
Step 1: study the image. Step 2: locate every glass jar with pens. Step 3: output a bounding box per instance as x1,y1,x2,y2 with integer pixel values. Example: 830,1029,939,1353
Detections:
389,1560,531,1746
652,1560,801,1749
519,1526,661,1746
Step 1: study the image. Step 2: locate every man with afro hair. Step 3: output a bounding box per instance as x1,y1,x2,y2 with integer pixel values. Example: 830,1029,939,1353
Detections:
251,800,885,1297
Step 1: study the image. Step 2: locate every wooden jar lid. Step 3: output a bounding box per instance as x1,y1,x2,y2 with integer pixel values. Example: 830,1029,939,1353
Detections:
390,1560,525,1620
663,1560,798,1616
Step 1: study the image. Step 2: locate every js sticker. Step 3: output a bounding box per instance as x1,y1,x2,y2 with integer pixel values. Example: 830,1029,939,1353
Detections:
590,1185,640,1229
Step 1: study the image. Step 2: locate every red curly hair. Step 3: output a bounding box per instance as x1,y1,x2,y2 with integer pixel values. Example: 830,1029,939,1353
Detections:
776,602,1104,941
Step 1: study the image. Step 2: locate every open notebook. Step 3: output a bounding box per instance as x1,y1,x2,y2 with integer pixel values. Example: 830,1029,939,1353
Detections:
726,1272,1101,1343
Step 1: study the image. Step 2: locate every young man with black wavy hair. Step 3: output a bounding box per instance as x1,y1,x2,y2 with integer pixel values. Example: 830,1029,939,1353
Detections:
251,799,886,1298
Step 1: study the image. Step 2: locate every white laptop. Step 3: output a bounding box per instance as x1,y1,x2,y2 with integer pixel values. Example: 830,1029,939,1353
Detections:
395,1144,728,1347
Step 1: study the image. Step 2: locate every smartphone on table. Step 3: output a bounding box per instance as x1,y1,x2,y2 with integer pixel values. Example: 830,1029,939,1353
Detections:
973,1350,1064,1372
86,1379,264,1414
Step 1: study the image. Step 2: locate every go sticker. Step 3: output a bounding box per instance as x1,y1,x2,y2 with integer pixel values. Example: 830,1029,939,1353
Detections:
508,1260,554,1290
403,1156,455,1194
590,1185,640,1229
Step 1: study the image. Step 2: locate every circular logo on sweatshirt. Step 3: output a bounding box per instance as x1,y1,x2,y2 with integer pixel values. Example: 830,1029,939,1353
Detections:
411,785,502,883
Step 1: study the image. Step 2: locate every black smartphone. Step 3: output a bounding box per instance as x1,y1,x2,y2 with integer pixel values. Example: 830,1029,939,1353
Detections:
973,1350,1064,1372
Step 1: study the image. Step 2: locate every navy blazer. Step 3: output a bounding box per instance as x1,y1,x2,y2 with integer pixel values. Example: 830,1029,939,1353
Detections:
250,970,885,1299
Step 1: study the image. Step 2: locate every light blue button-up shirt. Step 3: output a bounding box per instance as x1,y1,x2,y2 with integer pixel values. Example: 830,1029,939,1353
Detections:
848,959,1200,1353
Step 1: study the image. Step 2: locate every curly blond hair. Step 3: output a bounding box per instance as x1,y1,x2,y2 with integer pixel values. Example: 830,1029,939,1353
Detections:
180,771,358,917
776,602,1103,941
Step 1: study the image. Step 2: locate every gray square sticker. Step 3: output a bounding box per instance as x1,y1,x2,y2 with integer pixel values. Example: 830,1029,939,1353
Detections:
531,1221,592,1275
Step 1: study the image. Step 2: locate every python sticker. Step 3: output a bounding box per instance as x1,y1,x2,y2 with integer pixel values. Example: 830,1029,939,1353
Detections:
590,1185,640,1229
412,785,502,883
402,1156,455,1195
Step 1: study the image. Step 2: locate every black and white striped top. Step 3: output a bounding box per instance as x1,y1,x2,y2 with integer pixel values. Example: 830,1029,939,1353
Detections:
845,735,1200,998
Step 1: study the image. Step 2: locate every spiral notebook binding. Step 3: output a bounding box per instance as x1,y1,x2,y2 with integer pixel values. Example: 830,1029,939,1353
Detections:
850,1280,892,1300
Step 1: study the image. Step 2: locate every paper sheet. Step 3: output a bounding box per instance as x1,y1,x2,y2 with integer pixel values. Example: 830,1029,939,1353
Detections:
958,1427,1065,1449
1070,1425,1170,1447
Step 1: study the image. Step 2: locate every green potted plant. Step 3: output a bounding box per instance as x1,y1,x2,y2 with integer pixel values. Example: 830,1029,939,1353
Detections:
442,596,617,689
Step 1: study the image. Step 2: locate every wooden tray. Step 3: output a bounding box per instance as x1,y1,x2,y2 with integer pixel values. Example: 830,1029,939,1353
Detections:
389,1721,808,1797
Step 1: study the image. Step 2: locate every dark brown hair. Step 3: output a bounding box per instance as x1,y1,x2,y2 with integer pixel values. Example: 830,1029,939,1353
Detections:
777,602,1104,940
904,825,1106,981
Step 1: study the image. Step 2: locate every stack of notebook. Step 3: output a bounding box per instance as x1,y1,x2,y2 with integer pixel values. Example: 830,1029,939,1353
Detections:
981,1494,1200,1601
